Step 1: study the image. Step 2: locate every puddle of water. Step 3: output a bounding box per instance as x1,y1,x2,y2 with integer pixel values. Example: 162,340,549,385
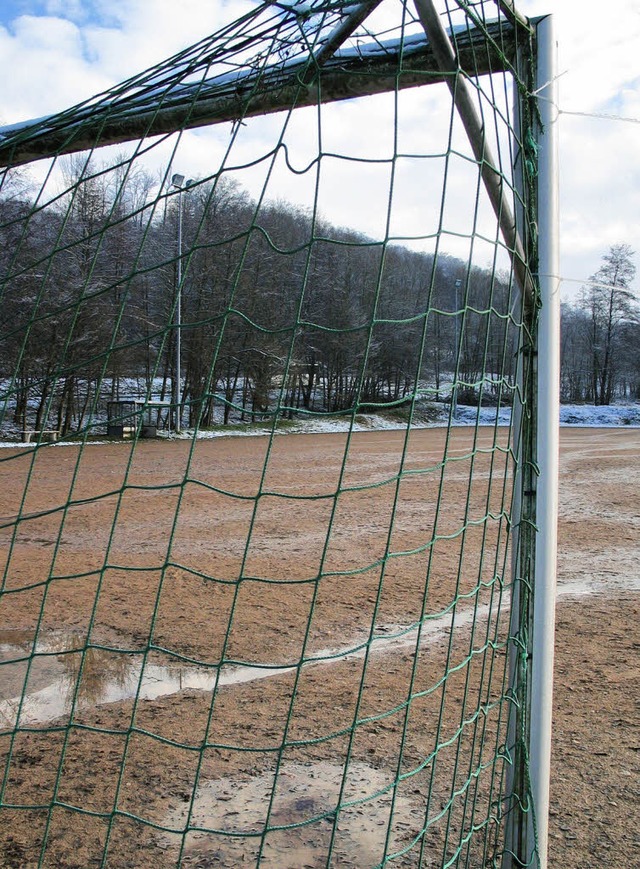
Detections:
1,572,635,730
0,640,294,730
162,760,424,867
311,602,493,667
0,607,488,730
557,574,640,598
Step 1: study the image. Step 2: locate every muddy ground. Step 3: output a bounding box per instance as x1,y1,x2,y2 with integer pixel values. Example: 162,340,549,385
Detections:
0,426,638,868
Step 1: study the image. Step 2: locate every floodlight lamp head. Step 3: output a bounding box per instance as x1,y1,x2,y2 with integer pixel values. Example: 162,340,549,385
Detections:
171,173,185,187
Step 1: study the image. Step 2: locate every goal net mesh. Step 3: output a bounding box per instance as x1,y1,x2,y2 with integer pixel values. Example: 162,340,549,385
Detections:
0,1,540,866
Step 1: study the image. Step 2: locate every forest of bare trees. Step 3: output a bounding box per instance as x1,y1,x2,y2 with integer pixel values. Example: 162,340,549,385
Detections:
1,157,524,437
560,244,639,405
1,157,637,438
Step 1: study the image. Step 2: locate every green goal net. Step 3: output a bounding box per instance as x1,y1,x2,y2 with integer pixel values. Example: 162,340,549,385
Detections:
0,1,547,866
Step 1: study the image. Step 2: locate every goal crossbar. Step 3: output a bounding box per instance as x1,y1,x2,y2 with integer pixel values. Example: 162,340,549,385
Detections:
0,19,518,168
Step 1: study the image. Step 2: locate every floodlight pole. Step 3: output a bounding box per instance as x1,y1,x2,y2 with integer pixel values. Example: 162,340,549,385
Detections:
452,278,462,420
170,173,192,433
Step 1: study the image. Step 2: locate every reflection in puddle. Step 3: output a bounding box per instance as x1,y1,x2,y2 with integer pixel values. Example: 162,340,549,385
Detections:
0,635,295,730
0,604,485,731
1,573,634,730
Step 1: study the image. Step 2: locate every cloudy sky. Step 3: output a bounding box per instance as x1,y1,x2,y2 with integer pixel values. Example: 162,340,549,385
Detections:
0,0,638,297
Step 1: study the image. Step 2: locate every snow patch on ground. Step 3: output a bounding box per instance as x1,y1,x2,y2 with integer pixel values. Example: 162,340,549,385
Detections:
0,403,638,449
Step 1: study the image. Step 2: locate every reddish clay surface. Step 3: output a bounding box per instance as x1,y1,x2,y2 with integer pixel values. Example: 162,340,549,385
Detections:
0,427,637,867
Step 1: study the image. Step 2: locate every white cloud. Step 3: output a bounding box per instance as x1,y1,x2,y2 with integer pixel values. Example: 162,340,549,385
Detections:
80,0,250,80
0,14,108,119
0,0,252,120
0,0,638,296
516,0,640,292
43,0,88,20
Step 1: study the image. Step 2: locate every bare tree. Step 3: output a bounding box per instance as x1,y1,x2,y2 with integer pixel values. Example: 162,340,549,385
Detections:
579,244,637,405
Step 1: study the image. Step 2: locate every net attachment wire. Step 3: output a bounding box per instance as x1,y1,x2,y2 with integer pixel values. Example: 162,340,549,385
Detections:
0,1,547,867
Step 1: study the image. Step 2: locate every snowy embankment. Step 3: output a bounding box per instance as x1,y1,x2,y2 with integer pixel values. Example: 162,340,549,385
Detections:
453,403,640,429
1,402,638,449
186,402,640,439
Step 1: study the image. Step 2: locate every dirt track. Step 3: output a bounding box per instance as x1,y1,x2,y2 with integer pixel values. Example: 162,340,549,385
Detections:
0,426,638,867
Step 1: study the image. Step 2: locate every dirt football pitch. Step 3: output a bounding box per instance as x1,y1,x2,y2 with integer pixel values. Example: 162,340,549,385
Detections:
0,426,638,868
